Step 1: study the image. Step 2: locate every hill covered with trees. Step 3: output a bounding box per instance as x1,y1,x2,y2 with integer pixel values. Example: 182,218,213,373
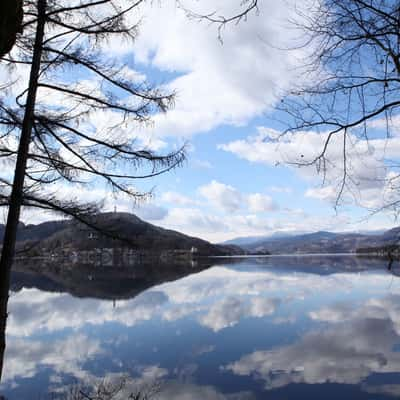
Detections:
9,212,243,258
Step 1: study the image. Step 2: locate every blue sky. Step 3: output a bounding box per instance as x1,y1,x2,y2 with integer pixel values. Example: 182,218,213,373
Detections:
2,0,400,242
113,0,400,242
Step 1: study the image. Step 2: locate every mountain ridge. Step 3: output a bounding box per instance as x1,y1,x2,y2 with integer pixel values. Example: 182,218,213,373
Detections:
236,228,400,254
6,212,243,257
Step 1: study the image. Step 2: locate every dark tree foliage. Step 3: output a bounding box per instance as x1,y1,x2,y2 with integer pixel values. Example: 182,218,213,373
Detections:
0,0,24,58
0,0,186,379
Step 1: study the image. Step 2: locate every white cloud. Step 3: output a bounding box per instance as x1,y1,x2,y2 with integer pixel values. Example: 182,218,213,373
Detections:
198,180,243,213
2,334,103,386
125,0,311,139
247,193,277,213
220,126,400,210
225,317,400,389
156,203,371,242
6,288,169,338
225,292,400,393
199,296,281,332
305,186,338,202
158,208,270,242
161,191,197,206
309,303,357,323
198,180,278,214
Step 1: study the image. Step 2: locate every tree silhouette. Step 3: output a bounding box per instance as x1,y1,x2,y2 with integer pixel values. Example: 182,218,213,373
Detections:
0,0,23,58
0,0,185,379
278,0,400,208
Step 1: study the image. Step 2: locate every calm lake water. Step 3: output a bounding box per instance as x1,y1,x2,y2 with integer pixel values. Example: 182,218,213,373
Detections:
2,255,400,399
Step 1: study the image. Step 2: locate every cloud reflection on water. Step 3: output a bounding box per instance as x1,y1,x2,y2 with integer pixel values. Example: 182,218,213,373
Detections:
2,257,400,399
226,291,400,396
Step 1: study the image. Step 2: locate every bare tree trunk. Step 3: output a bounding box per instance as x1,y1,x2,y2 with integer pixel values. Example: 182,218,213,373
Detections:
0,0,46,381
0,294,6,383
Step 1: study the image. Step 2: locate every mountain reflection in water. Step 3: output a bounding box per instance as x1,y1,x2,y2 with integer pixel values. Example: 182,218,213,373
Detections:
1,255,400,399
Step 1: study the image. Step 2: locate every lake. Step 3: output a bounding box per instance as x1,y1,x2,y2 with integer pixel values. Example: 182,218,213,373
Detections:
1,255,400,399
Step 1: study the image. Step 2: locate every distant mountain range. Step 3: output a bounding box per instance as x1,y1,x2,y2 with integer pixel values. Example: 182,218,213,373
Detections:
222,229,387,247
224,228,400,255
4,213,400,257
221,231,306,247
6,212,243,257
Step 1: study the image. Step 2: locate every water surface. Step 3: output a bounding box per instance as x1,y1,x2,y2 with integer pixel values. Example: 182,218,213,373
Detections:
1,255,400,399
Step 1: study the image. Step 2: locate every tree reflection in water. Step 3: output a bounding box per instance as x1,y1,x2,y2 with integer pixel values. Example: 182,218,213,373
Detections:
2,255,400,399
0,257,212,389
60,376,160,400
